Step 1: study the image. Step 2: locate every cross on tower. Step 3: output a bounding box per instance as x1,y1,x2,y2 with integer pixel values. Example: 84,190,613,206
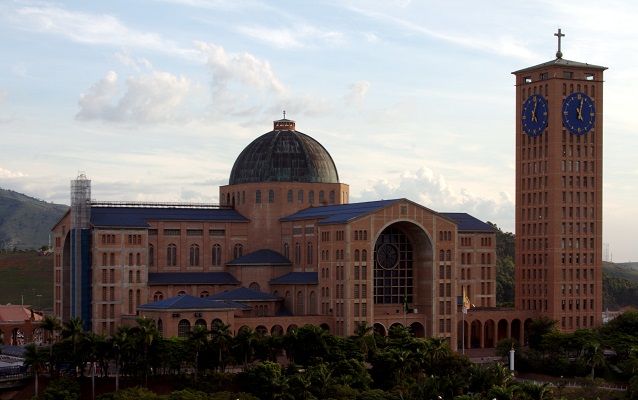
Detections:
554,28,565,59
283,110,286,119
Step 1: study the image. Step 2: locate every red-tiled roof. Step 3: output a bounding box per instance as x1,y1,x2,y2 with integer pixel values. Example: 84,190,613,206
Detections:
0,305,42,323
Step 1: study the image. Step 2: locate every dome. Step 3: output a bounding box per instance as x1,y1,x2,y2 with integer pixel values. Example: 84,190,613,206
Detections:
229,119,340,185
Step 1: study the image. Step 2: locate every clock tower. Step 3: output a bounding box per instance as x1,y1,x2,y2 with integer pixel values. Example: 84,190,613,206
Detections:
513,30,607,331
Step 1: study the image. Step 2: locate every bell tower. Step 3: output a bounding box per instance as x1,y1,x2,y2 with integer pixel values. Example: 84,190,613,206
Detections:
512,30,607,331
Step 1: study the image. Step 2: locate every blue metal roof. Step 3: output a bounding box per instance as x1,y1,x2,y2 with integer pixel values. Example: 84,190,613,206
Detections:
148,272,240,285
439,213,497,232
90,206,248,228
137,294,234,310
281,199,400,224
208,287,282,302
270,272,318,284
227,249,291,265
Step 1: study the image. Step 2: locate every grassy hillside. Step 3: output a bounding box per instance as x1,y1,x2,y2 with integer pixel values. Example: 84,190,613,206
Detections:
0,251,53,308
0,187,69,250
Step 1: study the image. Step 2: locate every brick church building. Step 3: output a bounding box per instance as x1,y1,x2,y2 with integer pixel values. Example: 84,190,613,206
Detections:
51,30,605,351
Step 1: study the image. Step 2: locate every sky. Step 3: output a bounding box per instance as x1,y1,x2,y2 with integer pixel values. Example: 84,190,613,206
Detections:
0,0,637,261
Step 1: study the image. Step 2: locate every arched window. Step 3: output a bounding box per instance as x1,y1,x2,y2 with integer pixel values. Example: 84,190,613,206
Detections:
287,190,293,203
129,271,133,283
128,253,133,266
363,230,367,240
439,250,445,261
102,253,107,266
268,189,275,203
234,244,243,259
309,190,314,204
153,291,164,301
319,191,325,204
136,290,140,311
306,242,313,264
157,319,163,335
136,253,141,266
136,270,141,283
283,243,290,259
298,190,304,203
354,250,360,261
190,244,200,266
178,320,191,338
110,253,115,266
285,291,292,311
149,245,154,267
167,244,177,266
355,231,359,240
461,253,466,264
249,282,260,291
296,291,304,314
361,250,367,261
128,290,133,314
200,291,209,298
295,242,301,265
487,253,492,264
446,250,452,261
178,291,186,296
255,190,262,204
212,244,221,266
329,191,335,204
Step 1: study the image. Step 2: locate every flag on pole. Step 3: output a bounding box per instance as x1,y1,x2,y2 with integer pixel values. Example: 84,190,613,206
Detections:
402,290,408,313
462,286,470,314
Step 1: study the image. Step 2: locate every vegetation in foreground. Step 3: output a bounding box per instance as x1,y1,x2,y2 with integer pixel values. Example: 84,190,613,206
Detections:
15,311,638,399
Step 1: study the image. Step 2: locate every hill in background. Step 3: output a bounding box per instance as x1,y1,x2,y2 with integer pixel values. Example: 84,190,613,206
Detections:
0,188,69,250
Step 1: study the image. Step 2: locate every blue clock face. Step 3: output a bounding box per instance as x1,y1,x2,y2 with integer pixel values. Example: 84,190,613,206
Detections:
522,94,548,137
562,92,595,135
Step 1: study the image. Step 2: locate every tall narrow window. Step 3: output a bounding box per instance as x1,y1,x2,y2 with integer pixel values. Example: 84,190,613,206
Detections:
167,244,177,266
233,244,243,259
148,245,154,267
295,242,301,265
283,243,290,260
306,242,313,264
255,190,262,204
269,189,275,203
287,190,293,203
212,244,221,266
190,244,200,266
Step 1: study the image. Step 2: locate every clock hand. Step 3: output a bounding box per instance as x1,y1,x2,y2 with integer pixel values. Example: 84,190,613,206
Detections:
532,100,538,122
577,98,584,121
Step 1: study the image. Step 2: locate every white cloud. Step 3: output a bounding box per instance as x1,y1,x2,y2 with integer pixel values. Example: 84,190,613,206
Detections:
354,166,514,230
76,70,197,124
344,81,370,105
236,24,344,49
9,4,196,59
114,52,153,71
0,167,27,179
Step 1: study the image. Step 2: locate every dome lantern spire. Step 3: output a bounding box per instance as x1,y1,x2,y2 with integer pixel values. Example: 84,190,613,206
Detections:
274,110,295,130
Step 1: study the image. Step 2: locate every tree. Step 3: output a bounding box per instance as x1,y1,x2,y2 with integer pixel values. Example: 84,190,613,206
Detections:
525,316,558,350
132,316,160,386
580,341,606,379
211,321,233,372
234,326,259,367
40,315,62,374
83,332,107,400
110,325,134,391
351,321,376,360
519,381,555,400
23,343,47,398
61,316,85,353
187,324,210,380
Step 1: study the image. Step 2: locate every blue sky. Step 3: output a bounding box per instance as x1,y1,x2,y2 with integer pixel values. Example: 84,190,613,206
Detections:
1,0,636,261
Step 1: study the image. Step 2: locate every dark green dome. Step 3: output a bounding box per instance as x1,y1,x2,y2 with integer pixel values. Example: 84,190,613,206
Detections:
229,119,340,185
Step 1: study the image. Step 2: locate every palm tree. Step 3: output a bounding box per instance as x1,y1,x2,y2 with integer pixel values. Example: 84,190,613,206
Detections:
132,316,160,386
211,321,233,372
352,321,376,360
581,341,606,379
234,326,258,367
41,315,62,347
60,316,85,376
23,343,47,398
83,332,106,400
519,381,554,400
40,315,62,375
187,324,210,380
61,316,85,353
110,324,133,392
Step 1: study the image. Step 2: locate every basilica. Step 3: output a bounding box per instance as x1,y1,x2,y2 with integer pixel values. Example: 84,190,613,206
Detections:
52,117,498,350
